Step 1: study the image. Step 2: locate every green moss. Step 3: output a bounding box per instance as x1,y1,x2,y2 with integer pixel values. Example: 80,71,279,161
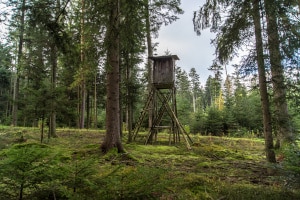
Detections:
0,127,299,199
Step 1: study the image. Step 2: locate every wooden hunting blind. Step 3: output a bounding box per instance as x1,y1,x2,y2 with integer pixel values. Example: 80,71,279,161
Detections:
150,55,179,89
133,55,193,149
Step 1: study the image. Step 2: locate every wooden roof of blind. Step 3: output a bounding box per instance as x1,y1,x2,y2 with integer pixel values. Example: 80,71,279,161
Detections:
149,55,179,61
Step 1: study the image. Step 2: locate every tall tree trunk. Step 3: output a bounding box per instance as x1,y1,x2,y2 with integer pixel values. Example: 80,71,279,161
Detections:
127,99,133,143
192,93,196,113
119,64,123,138
49,0,63,138
79,81,86,129
79,0,86,129
49,44,57,138
7,74,14,119
41,116,45,143
145,0,154,129
264,0,293,146
12,72,20,126
101,0,124,153
86,90,90,129
252,0,276,163
12,0,26,126
93,74,97,128
126,54,133,143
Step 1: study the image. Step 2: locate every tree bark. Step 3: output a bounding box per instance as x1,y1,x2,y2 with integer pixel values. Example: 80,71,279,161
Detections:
93,74,97,128
126,54,133,143
48,0,63,138
49,43,57,138
41,116,45,143
79,0,86,129
145,0,154,129
86,89,90,129
101,0,124,153
252,0,276,163
264,0,293,146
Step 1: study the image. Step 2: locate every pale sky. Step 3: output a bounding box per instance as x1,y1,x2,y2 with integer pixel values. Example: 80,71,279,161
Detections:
154,0,221,84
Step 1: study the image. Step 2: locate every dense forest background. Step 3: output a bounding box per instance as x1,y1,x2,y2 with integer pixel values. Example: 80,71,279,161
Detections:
0,0,299,151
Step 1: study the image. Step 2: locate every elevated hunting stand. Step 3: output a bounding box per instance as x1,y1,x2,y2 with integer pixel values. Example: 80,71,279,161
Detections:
133,55,193,149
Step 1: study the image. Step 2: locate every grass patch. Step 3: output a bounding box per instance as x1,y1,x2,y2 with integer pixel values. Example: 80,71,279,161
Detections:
0,126,299,199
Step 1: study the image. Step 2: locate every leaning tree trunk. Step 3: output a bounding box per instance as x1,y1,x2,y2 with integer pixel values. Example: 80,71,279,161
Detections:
101,0,124,153
264,0,293,147
252,0,276,163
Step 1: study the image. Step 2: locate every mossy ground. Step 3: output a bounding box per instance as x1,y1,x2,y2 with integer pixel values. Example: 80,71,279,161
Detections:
0,126,299,199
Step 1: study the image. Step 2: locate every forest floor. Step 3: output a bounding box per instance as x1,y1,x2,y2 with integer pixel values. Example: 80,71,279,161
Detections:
0,126,299,199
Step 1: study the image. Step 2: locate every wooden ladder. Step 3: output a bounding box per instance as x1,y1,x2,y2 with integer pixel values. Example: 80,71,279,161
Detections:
132,89,154,140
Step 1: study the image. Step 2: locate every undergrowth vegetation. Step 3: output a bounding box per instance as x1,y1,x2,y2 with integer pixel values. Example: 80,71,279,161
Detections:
0,126,299,199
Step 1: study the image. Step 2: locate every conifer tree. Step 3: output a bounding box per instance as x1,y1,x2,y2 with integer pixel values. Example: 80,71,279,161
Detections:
101,0,124,153
11,0,26,126
193,0,277,162
189,67,201,113
252,0,276,162
264,0,294,146
194,0,297,147
0,44,12,123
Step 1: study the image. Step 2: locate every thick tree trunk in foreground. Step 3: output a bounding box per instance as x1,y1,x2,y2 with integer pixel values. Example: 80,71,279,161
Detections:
101,0,124,153
264,0,293,147
252,0,276,163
